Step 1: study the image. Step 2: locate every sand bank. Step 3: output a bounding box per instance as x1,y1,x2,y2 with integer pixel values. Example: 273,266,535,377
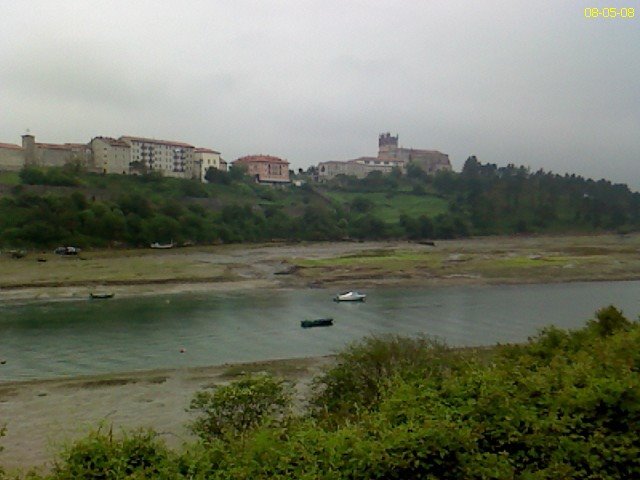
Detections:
0,356,333,473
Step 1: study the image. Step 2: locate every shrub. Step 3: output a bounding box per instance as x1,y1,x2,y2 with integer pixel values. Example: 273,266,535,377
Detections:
188,374,292,442
48,428,176,479
309,335,451,422
588,304,632,337
19,166,81,187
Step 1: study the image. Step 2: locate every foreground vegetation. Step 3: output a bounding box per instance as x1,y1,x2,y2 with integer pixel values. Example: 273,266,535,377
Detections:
2,306,639,478
0,156,639,249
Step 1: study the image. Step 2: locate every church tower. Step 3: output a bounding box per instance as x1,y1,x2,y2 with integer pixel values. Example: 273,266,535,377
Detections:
378,132,398,157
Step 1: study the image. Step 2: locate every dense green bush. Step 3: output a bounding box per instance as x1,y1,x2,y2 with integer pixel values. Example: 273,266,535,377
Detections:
46,428,177,479
183,314,640,479
19,166,82,187
188,374,292,443
309,335,452,423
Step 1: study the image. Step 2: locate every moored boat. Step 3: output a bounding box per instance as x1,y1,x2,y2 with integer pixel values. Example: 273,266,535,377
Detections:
150,242,175,249
334,291,366,302
301,318,333,328
90,292,114,299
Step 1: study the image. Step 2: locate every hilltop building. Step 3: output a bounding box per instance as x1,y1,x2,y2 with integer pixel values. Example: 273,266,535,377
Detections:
317,133,452,181
377,133,451,173
232,155,290,185
0,133,227,182
0,134,91,171
194,148,227,182
120,136,195,178
90,137,131,175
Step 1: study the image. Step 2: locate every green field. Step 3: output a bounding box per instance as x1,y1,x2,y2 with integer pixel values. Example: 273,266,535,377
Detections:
322,190,449,222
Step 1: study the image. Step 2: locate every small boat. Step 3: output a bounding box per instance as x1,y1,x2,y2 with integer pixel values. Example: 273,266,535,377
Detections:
301,318,333,328
334,291,366,302
90,292,114,299
150,242,175,249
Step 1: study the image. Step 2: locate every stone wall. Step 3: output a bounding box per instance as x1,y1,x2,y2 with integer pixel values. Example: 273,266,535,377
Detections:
0,145,24,171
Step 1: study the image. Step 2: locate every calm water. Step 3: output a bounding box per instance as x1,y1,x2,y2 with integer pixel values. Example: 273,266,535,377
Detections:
1,281,639,381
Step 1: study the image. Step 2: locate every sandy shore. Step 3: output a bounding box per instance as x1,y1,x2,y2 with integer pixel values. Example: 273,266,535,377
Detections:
2,234,640,472
0,356,333,473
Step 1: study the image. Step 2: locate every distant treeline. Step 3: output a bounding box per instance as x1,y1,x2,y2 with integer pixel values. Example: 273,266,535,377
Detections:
443,157,640,234
0,159,638,249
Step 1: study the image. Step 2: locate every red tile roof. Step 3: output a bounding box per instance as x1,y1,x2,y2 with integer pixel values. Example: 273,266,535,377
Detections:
195,147,221,154
0,142,22,150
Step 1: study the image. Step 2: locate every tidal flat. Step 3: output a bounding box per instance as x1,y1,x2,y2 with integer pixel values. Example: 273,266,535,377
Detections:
1,233,639,304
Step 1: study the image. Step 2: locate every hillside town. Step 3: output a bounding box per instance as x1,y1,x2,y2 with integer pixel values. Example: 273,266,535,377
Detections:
0,132,452,185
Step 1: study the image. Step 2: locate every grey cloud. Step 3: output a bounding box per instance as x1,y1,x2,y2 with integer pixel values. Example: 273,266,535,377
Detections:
0,0,638,187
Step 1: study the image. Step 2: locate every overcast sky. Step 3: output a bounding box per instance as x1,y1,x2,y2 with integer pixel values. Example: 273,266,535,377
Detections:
1,1,638,187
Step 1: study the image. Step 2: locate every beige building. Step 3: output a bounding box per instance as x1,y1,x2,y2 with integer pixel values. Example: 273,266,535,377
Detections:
120,136,196,179
233,155,290,185
0,133,225,180
378,132,451,174
317,157,404,180
0,134,91,171
90,137,131,174
23,134,91,168
318,133,452,181
193,148,227,182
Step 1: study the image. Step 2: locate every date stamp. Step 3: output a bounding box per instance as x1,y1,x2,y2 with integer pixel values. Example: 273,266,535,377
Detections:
584,7,635,18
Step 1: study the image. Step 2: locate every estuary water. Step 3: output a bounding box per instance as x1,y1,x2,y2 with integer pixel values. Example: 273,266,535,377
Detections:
1,281,639,382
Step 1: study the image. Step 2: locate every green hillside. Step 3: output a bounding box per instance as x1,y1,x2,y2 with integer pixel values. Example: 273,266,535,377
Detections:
0,158,638,249
321,190,448,222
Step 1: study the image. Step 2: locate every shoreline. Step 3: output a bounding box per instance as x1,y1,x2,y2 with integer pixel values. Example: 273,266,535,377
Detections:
3,273,640,307
0,356,334,473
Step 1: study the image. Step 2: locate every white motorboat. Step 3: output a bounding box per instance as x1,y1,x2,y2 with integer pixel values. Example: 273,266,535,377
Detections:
150,242,175,249
334,291,366,302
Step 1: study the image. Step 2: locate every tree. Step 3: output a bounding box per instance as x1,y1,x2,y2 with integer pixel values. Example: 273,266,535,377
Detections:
205,167,231,185
461,155,481,177
228,164,248,182
588,305,632,337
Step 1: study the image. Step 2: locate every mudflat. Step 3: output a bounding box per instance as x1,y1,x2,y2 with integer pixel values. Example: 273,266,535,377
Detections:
1,233,639,303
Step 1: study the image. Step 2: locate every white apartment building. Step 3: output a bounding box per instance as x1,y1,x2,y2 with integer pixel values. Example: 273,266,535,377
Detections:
193,148,227,182
120,136,196,179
